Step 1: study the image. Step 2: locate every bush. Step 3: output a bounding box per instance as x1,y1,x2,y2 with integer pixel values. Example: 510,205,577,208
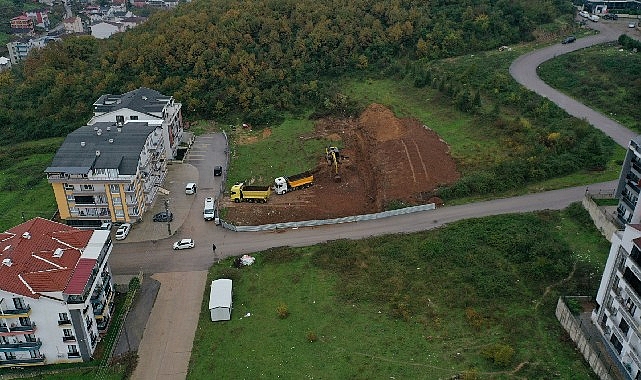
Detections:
276,303,289,319
306,331,318,342
480,343,515,367
565,297,582,315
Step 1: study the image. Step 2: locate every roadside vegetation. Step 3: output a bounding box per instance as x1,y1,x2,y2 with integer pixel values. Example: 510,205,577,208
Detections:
538,41,641,133
189,204,607,379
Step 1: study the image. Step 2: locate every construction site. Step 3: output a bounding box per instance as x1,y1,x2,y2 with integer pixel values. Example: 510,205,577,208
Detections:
223,103,461,226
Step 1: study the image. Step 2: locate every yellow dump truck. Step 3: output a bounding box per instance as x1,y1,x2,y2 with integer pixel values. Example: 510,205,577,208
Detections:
230,182,271,203
274,171,314,195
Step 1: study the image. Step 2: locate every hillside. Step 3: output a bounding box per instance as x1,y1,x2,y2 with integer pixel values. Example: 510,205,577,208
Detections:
0,0,574,145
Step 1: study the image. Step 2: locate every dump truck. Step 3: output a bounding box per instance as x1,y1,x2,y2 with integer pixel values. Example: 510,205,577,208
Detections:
274,171,314,195
230,182,271,203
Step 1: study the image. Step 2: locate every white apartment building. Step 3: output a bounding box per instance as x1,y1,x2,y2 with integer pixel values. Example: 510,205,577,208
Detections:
0,218,114,367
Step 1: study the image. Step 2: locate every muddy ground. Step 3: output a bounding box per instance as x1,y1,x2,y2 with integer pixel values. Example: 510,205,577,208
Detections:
224,104,460,226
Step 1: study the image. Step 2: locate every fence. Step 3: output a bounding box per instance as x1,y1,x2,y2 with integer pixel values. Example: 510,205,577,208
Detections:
556,297,627,380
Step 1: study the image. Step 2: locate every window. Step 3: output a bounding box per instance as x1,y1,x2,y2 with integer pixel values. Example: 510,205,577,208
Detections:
109,184,120,193
81,184,94,191
66,194,74,202
68,344,79,354
620,318,630,336
4,352,16,360
59,312,69,321
24,333,35,342
29,350,40,359
13,297,26,309
115,209,124,218
63,329,73,337
130,115,138,120
64,183,74,190
611,334,623,355
19,317,31,326
116,115,124,124
112,196,121,205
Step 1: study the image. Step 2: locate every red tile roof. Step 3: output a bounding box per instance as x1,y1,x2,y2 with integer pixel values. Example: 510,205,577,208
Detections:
65,258,96,294
0,218,94,298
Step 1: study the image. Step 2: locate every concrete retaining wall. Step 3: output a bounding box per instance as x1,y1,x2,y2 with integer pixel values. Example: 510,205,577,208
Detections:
583,195,619,243
556,297,615,380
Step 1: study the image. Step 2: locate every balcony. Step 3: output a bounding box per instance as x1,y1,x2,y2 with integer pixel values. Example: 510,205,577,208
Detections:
57,319,72,326
0,305,31,318
62,335,76,342
67,352,81,358
0,355,45,366
0,322,36,334
0,339,42,351
628,180,641,195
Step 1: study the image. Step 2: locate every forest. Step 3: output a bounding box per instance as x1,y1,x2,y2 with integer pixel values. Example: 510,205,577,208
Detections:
0,0,574,145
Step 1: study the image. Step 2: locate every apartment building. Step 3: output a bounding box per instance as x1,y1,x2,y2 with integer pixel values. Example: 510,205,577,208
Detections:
0,218,114,367
45,120,165,228
616,136,641,225
89,87,183,159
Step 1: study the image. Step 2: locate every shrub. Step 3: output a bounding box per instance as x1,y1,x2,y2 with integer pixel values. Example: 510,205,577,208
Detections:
465,307,484,330
306,331,318,342
565,297,582,315
276,303,289,319
480,343,515,367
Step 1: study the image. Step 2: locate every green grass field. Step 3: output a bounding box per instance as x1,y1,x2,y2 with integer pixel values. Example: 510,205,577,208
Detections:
188,205,607,379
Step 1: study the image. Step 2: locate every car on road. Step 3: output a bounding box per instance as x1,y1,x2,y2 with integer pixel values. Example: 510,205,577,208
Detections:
153,211,173,222
630,22,637,28
579,10,589,18
562,36,576,44
214,166,223,176
173,238,195,250
115,223,131,240
185,182,197,194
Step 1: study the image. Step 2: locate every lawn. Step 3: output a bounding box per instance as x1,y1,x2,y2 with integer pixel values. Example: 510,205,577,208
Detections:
188,204,608,379
0,138,61,231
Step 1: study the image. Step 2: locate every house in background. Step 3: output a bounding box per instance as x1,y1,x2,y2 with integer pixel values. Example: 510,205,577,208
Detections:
0,57,11,71
90,21,124,39
0,218,114,367
9,15,34,34
63,16,85,34
90,87,184,160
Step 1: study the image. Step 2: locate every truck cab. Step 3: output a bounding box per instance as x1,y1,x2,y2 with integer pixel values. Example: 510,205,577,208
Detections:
274,177,288,195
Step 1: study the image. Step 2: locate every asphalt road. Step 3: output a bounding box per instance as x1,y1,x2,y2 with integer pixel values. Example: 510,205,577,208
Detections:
510,19,640,148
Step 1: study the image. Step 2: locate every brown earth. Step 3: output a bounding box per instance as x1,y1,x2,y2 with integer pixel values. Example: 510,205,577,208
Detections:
224,104,460,225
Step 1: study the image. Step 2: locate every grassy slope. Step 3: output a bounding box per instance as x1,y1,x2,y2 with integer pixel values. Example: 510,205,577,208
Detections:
189,207,608,379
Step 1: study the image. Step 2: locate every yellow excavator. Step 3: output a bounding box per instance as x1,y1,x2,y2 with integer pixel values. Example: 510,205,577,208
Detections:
326,146,342,182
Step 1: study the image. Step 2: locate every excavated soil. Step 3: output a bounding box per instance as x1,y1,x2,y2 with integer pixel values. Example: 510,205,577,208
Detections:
225,104,460,225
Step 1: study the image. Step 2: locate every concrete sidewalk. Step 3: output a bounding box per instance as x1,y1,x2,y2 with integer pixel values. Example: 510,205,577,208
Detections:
131,271,207,380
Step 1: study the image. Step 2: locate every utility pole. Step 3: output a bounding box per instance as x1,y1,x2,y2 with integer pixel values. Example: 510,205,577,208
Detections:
164,199,171,235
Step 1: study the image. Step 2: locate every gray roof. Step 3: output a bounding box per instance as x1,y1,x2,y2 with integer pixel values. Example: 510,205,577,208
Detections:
93,87,171,116
46,121,157,175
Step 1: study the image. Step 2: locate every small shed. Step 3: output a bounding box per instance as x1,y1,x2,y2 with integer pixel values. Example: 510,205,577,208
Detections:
209,279,233,321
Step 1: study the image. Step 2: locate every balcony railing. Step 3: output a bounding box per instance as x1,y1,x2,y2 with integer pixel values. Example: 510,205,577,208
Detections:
0,322,36,334
0,355,45,366
58,319,72,326
67,352,81,358
62,335,76,342
0,305,30,318
0,339,42,351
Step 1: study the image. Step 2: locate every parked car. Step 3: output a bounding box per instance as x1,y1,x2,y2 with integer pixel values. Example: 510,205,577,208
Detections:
562,36,576,44
579,10,589,18
629,22,637,28
98,222,112,231
589,14,599,22
153,211,173,222
602,13,618,20
214,166,223,177
173,238,195,250
115,223,131,240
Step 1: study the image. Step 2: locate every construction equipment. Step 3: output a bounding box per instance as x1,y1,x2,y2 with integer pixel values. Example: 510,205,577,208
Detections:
274,171,314,194
326,146,342,182
230,182,271,203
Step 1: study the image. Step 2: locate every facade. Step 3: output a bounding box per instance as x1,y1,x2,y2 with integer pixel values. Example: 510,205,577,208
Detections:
90,21,123,39
90,87,184,160
0,218,114,367
10,15,33,33
45,120,166,228
63,16,85,34
592,224,641,378
616,136,641,225
6,37,58,65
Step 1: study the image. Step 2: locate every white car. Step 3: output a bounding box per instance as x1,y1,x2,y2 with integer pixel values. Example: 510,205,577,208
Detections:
629,22,637,28
115,223,131,240
579,10,589,18
589,14,599,22
173,238,195,250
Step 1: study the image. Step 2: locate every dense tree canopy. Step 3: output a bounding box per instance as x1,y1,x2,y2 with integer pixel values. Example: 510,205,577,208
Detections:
0,0,573,144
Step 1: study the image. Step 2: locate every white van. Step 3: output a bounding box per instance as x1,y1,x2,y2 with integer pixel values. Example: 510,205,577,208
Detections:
589,14,599,22
185,182,197,194
204,197,216,221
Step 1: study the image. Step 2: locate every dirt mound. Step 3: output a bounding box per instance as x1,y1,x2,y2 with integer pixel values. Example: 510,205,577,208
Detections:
225,104,460,225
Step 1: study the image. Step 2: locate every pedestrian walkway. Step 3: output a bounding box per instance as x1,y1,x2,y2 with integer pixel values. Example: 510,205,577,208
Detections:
131,271,207,380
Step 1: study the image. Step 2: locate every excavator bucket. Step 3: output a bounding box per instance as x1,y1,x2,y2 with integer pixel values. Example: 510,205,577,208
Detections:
334,174,342,182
